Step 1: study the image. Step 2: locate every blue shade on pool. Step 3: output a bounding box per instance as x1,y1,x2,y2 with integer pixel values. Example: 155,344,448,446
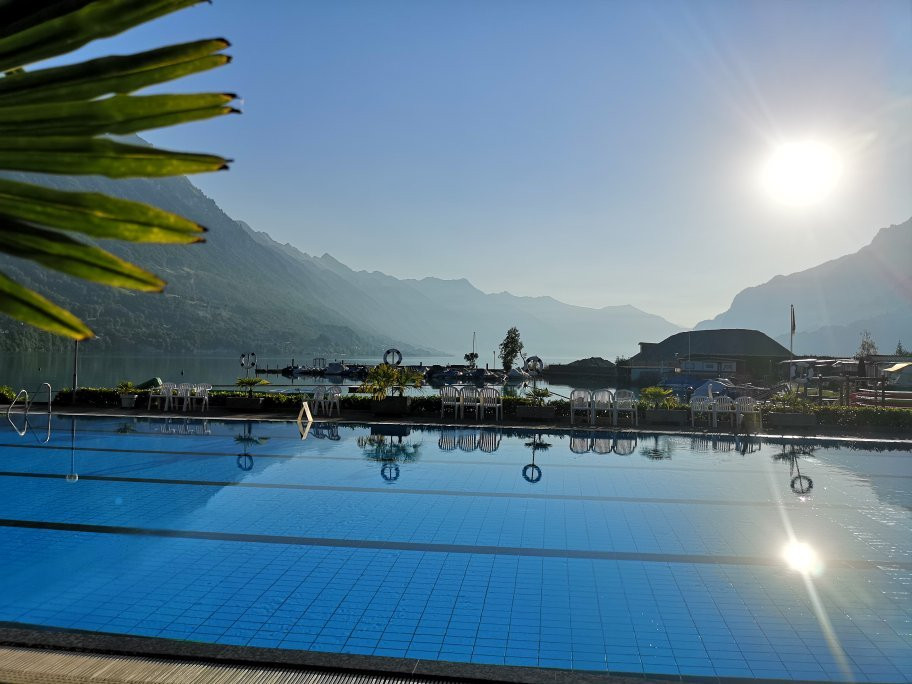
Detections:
0,416,910,682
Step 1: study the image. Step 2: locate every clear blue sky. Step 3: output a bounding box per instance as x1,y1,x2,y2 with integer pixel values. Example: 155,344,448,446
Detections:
65,0,911,327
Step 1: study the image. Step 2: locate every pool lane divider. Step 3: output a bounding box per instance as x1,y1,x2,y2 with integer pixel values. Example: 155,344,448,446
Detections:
0,517,907,571
0,469,862,510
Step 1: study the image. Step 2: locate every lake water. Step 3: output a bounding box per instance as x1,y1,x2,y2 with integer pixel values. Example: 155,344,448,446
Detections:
0,352,598,399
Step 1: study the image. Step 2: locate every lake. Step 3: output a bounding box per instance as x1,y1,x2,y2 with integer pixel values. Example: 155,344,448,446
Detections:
0,352,600,399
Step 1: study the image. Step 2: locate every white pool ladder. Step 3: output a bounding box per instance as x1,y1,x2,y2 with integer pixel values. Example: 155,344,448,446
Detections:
7,382,52,441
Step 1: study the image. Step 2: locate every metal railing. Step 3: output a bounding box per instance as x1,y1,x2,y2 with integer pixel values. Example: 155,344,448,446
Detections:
6,383,52,441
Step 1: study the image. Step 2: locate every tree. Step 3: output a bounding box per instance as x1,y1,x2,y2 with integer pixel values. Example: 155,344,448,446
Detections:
897,340,911,357
0,0,235,340
498,326,524,371
854,330,878,360
463,352,479,368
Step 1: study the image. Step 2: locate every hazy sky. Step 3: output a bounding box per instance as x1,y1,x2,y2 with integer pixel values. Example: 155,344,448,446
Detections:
66,0,911,327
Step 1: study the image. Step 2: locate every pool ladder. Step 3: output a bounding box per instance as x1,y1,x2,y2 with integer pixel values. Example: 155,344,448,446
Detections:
7,382,52,441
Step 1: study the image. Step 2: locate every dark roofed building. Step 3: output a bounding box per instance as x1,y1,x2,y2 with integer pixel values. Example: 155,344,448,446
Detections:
627,329,790,383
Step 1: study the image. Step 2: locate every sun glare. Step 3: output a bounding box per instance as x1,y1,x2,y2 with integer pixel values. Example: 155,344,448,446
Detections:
783,540,823,576
761,141,843,207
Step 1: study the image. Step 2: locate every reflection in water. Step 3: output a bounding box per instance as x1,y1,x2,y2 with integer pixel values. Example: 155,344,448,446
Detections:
522,435,550,483
438,428,502,454
568,431,639,455
641,434,674,460
359,426,422,483
773,445,816,497
235,421,269,472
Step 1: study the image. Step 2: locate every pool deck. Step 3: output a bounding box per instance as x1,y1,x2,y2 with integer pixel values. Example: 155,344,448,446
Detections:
6,404,910,445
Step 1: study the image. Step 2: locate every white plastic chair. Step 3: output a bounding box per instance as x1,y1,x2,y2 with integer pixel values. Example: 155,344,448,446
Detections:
148,382,175,411
458,430,479,452
190,383,211,412
591,389,614,423
479,387,503,421
324,385,342,417
613,390,638,426
712,395,736,428
311,387,326,416
690,396,712,427
734,396,760,428
569,389,592,425
177,383,193,411
592,435,613,454
460,387,481,420
613,433,638,455
440,386,461,419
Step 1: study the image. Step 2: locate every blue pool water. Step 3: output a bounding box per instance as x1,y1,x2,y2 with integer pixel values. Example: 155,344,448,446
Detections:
0,415,910,681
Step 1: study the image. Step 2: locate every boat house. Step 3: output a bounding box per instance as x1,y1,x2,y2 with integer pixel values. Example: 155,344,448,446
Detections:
626,328,791,384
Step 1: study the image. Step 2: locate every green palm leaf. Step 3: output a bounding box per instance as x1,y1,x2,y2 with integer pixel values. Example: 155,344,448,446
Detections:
0,93,238,136
0,178,206,243
0,137,229,177
0,219,165,290
0,39,230,104
0,270,93,340
0,0,235,339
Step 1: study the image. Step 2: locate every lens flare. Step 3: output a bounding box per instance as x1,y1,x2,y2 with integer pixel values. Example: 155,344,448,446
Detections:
783,540,823,576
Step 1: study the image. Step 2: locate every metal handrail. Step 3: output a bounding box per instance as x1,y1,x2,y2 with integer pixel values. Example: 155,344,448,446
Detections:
6,383,52,440
7,389,28,418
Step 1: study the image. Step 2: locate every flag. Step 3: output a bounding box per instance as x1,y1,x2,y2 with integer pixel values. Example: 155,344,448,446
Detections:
790,305,796,334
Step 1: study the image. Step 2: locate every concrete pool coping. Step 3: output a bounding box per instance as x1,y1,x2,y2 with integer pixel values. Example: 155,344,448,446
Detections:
5,404,911,446
0,625,847,684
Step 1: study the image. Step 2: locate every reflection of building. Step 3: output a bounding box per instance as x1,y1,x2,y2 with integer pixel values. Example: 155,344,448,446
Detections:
627,329,790,384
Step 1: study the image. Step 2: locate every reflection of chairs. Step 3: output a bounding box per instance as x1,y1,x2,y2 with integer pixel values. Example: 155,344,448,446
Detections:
690,397,712,427
591,389,613,423
458,431,478,452
613,390,638,426
478,430,501,453
440,386,461,419
570,431,592,454
711,435,734,452
592,434,613,454
460,387,481,420
438,430,458,451
712,396,735,428
691,435,711,451
570,389,592,425
613,433,637,455
479,388,503,421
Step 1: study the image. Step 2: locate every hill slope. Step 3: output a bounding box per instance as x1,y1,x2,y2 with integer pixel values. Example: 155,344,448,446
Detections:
696,218,912,355
0,160,681,358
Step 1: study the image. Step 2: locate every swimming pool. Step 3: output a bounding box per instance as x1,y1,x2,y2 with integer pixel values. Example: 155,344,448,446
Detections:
1,415,909,682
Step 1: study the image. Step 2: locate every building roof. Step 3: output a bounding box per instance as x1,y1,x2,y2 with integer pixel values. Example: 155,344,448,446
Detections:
629,329,791,366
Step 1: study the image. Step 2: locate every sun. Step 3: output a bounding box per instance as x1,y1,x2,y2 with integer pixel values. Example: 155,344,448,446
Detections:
761,141,843,207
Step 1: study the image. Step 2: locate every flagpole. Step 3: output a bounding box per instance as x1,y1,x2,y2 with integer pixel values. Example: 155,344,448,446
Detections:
790,304,795,359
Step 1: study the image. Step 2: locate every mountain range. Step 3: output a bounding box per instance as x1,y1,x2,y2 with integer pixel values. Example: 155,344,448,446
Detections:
2,140,908,360
0,153,681,359
696,218,912,356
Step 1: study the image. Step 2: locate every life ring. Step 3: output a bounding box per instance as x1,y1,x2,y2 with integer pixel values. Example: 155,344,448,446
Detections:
522,463,542,483
383,348,403,366
791,475,813,495
240,352,256,368
237,454,254,471
525,356,544,372
381,463,400,482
